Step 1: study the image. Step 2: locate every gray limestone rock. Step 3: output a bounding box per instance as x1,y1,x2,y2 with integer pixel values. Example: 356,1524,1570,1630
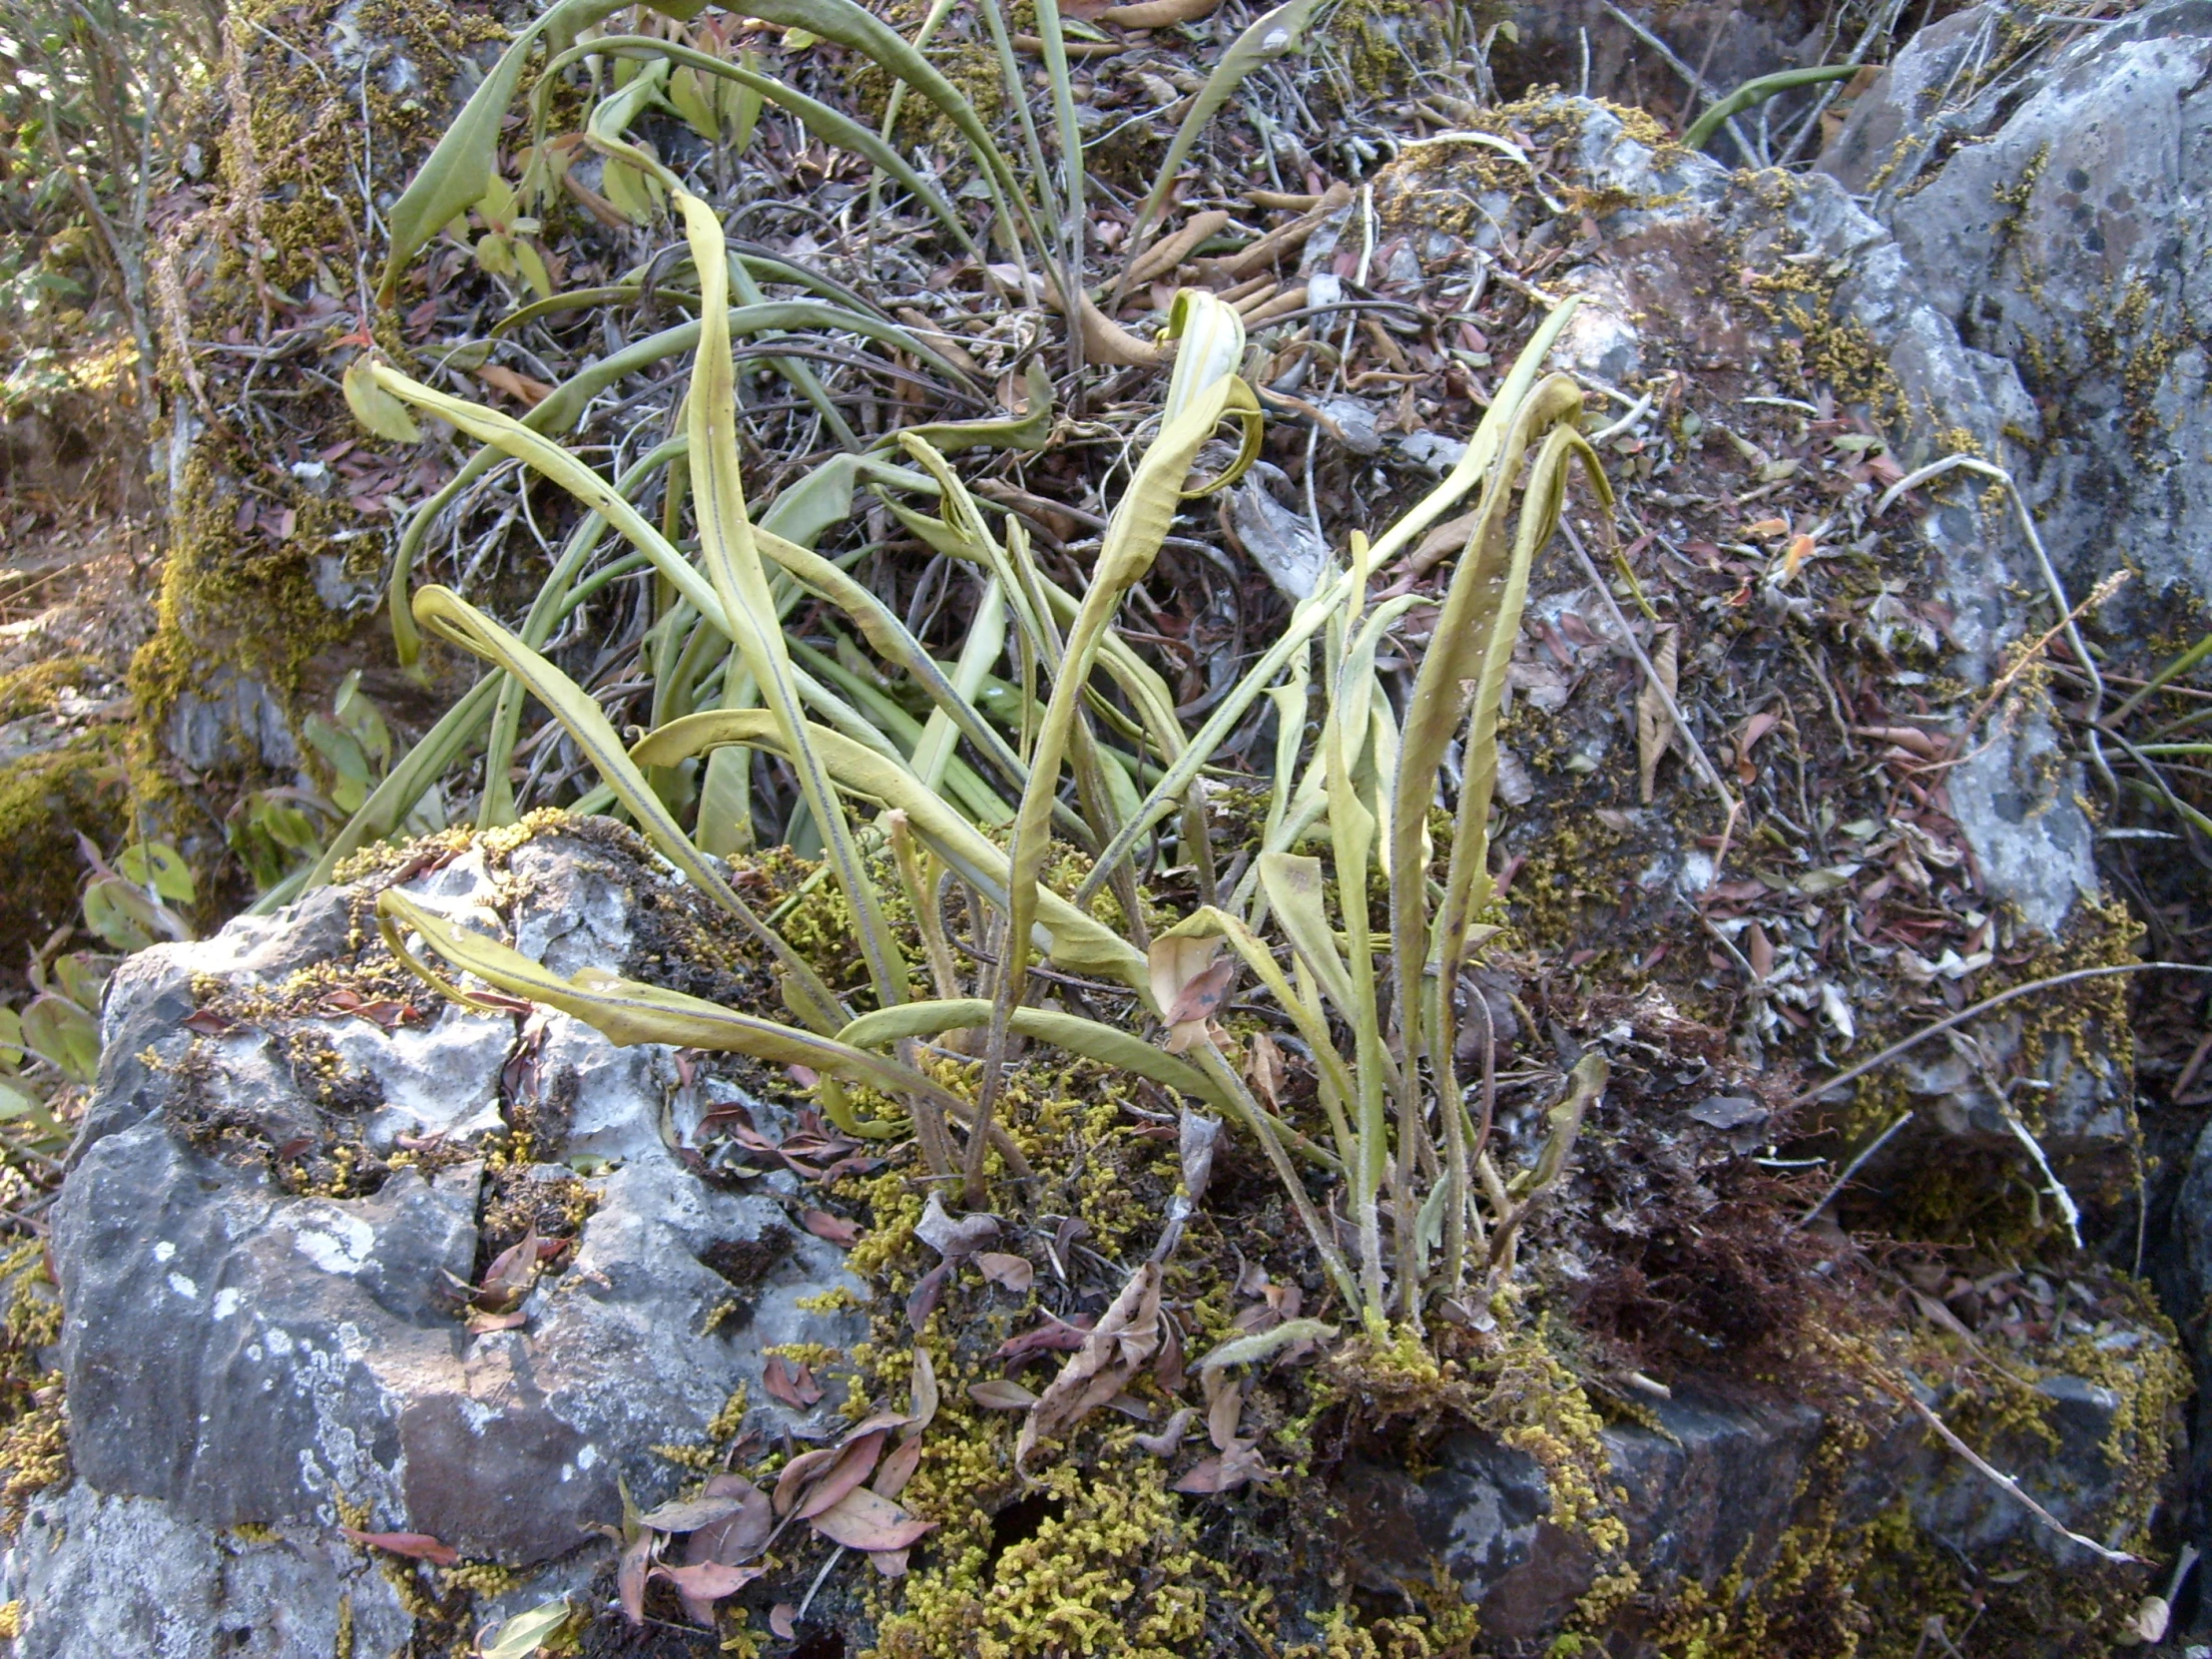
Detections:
37,830,866,1649
1339,1371,2160,1656
1,1483,413,1659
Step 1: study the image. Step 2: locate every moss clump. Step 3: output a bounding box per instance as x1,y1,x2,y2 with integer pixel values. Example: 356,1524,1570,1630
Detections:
0,657,100,722
0,733,123,995
0,1242,68,1530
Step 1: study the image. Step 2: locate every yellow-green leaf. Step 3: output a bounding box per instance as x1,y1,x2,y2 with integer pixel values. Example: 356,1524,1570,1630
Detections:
342,358,421,443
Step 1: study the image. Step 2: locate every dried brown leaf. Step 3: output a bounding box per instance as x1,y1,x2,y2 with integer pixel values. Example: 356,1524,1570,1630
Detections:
1178,1107,1223,1204
914,1195,999,1261
873,1433,925,1499
637,1493,746,1534
618,1529,652,1626
1017,1261,1162,1467
655,1559,768,1627
764,1355,823,1409
1174,1439,1273,1493
1100,0,1220,25
908,1346,939,1432
772,1444,843,1516
966,1379,1040,1410
795,1431,888,1520
1636,626,1679,805
1133,1405,1195,1456
808,1486,937,1552
804,1209,861,1247
685,1478,774,1567
976,1252,1036,1294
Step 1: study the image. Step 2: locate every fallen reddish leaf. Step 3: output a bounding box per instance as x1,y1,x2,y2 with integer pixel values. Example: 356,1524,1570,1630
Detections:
873,1434,924,1500
870,1547,911,1577
770,1603,799,1639
764,1355,823,1408
618,1529,652,1625
966,1379,1039,1410
796,1430,888,1520
905,1262,950,1332
808,1486,936,1552
1174,1439,1273,1493
686,1477,774,1566
338,1527,458,1566
773,1445,844,1515
1161,955,1236,1028
992,1313,1095,1362
656,1559,769,1627
804,1209,861,1247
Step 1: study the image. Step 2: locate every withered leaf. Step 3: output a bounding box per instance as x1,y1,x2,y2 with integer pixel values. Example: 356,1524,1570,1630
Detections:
1100,0,1221,25
1178,1108,1223,1205
464,1306,529,1336
655,1559,769,1627
770,1604,799,1640
637,1493,747,1534
1636,627,1679,805
914,1194,999,1261
1205,1371,1245,1453
966,1379,1040,1409
873,1432,925,1500
764,1355,824,1409
976,1251,1036,1294
338,1527,458,1566
906,1261,951,1332
617,1528,652,1626
1133,1405,1195,1457
773,1445,843,1515
908,1346,939,1432
994,1312,1094,1363
795,1430,888,1520
906,1265,950,1336
1243,1033,1285,1113
809,1485,937,1552
804,1209,861,1247
870,1546,912,1577
685,1478,774,1567
474,361,555,407
1161,955,1235,1029
1173,1439,1273,1494
1016,1261,1162,1468
475,1223,543,1314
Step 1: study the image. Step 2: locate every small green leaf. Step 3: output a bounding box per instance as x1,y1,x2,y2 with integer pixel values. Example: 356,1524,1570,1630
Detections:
0,1076,40,1120
52,953,110,1010
473,232,517,277
0,1006,23,1072
341,358,421,444
513,240,554,301
82,876,157,952
22,992,99,1084
116,840,195,904
477,1598,572,1659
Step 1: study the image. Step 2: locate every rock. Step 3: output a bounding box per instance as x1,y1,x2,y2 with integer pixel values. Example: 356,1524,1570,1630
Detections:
1833,1,2212,623
1,1483,413,1659
38,827,867,1648
1340,1368,2165,1654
